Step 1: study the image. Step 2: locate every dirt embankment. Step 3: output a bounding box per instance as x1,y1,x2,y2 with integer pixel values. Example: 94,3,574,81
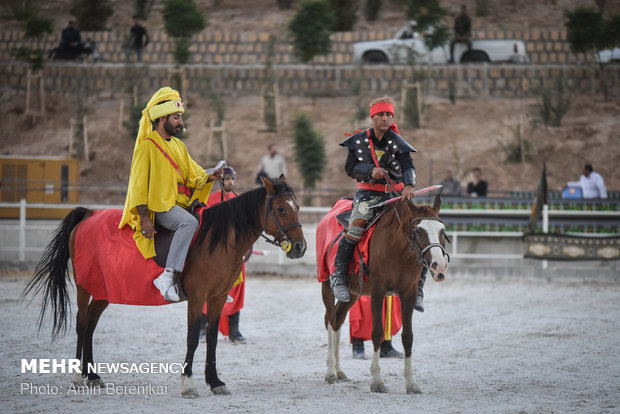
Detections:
2,91,618,205
2,0,619,203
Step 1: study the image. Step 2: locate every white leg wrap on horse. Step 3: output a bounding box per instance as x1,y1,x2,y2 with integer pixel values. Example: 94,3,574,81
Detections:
333,328,347,380
70,371,84,387
180,375,199,398
404,356,421,394
370,350,387,392
333,329,342,373
325,326,337,383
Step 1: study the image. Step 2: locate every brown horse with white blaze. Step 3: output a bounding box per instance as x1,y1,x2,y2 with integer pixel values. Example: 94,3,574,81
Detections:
22,176,306,397
320,194,449,394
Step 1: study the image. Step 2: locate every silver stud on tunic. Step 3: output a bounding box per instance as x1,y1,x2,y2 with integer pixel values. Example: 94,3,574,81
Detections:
388,140,392,144
356,140,361,144
393,145,397,150
357,149,362,153
395,165,400,169
364,138,369,142
358,157,363,161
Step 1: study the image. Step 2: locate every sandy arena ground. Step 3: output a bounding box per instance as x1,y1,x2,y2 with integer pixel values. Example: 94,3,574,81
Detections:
1,270,619,413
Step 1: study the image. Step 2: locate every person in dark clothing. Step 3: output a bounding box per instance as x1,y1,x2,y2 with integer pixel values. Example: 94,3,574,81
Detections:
130,16,149,62
330,97,422,306
467,167,488,197
449,4,472,63
58,20,84,58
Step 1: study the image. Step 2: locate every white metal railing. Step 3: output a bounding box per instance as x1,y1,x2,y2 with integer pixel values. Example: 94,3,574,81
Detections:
1,200,617,263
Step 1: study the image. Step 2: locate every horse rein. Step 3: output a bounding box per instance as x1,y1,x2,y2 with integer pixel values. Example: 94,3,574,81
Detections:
260,191,302,250
408,216,451,270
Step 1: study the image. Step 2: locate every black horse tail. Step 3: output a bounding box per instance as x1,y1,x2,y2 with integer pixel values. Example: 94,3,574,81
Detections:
20,207,93,341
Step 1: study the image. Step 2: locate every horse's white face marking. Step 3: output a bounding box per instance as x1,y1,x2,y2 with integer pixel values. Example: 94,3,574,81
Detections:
286,199,296,212
416,219,448,281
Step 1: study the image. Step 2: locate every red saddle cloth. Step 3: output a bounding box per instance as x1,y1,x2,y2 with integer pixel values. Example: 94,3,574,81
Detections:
315,199,375,283
73,209,188,306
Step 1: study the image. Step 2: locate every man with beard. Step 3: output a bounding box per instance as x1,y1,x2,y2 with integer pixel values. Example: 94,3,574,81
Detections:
330,97,419,304
119,87,223,302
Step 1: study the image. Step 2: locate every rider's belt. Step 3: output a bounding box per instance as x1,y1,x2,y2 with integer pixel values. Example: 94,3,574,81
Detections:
357,182,404,192
177,183,192,197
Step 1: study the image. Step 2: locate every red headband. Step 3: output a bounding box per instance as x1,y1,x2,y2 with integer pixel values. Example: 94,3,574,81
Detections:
370,102,394,118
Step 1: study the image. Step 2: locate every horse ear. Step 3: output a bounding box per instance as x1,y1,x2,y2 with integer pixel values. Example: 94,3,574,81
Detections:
432,194,441,213
278,174,287,183
261,175,276,195
406,197,418,213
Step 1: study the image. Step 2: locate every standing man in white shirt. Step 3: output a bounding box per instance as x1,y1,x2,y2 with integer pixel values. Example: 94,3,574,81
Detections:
566,164,607,199
257,143,287,182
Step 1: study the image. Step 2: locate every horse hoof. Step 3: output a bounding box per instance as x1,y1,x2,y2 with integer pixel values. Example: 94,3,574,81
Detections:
86,378,105,387
182,388,200,399
324,373,337,384
407,384,422,394
370,382,388,393
70,376,84,388
211,385,231,395
336,371,348,381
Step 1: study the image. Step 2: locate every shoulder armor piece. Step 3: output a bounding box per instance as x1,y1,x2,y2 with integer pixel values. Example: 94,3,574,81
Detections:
340,130,368,151
389,131,417,153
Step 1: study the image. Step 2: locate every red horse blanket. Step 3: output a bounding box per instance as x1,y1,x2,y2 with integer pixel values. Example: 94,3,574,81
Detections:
315,199,375,283
74,209,191,306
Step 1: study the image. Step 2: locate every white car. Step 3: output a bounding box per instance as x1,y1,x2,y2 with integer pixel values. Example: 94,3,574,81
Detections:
353,21,529,64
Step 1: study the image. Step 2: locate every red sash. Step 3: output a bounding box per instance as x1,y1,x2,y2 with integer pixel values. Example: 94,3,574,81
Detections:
145,137,192,197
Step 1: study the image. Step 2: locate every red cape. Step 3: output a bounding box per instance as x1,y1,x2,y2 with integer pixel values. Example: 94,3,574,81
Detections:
73,209,167,305
349,296,402,341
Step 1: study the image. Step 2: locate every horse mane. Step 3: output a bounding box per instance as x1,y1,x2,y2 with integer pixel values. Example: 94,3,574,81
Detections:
196,181,295,254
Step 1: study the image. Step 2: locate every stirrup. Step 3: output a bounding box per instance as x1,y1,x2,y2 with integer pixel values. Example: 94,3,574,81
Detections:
164,284,180,302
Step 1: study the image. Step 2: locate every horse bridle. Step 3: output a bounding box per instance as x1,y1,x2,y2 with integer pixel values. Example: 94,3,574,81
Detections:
408,216,451,270
260,191,302,250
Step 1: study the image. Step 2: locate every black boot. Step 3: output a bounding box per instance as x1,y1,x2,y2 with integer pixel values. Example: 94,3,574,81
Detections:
198,312,207,341
352,337,367,360
329,237,357,302
228,311,246,344
380,340,403,358
414,267,427,313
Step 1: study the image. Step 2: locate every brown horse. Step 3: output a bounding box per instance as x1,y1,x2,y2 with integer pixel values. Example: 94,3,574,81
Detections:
319,195,449,394
22,176,306,397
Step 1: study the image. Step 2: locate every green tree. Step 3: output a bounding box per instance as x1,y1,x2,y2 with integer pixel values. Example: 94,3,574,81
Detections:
277,0,294,9
529,78,570,127
291,113,326,192
564,7,605,57
564,6,620,99
4,1,53,70
330,0,358,31
70,0,113,31
133,0,155,20
162,0,207,65
406,0,450,53
364,0,382,22
288,0,335,63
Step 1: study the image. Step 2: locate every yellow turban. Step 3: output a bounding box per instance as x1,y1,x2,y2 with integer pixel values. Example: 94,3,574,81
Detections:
133,87,184,154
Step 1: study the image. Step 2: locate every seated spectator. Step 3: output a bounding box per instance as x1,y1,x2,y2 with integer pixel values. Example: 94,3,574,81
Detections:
565,163,607,199
58,20,84,58
449,4,472,63
439,167,462,196
467,167,487,197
